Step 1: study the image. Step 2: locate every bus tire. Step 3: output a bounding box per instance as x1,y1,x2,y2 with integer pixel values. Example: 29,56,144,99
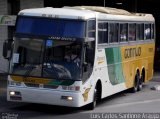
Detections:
86,81,101,110
86,88,97,110
131,73,140,93
138,75,143,91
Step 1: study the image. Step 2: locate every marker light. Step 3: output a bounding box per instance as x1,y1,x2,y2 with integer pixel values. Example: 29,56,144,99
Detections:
62,86,80,91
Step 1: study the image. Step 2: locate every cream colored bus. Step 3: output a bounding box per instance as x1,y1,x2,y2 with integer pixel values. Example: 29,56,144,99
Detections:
3,6,155,110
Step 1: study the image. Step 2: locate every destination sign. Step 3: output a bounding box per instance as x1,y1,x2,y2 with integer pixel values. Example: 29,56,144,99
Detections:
48,36,76,41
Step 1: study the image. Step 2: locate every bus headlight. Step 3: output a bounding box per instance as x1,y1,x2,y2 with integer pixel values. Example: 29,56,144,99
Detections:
9,91,15,96
62,86,80,91
61,96,73,101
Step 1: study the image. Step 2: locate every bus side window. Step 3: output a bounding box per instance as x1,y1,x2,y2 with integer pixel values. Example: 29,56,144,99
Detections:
136,24,144,41
109,23,119,43
119,23,128,42
129,23,136,41
98,22,108,44
151,23,155,40
145,23,151,40
88,20,96,38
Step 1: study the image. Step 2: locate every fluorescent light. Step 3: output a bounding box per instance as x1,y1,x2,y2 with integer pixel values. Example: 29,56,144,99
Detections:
116,3,123,5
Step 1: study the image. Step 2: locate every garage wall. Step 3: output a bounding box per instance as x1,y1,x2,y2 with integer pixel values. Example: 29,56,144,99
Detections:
0,0,44,73
0,0,8,73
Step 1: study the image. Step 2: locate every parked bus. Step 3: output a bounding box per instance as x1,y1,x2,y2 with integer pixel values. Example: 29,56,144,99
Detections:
3,6,155,109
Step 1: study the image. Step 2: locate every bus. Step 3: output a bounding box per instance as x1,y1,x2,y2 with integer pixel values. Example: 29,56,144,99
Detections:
3,6,155,110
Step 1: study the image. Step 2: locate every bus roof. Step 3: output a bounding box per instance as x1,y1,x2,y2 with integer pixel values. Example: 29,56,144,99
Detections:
19,7,96,20
19,6,155,22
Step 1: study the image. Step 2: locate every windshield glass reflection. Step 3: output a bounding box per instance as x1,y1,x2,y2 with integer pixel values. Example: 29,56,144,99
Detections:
10,38,82,80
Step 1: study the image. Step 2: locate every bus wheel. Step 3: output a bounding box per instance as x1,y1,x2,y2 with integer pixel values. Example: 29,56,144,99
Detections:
87,88,97,110
131,73,140,93
138,75,143,91
86,81,101,110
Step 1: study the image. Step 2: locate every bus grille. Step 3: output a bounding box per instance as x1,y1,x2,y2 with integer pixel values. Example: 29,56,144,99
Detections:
24,83,58,89
43,84,59,89
24,83,39,88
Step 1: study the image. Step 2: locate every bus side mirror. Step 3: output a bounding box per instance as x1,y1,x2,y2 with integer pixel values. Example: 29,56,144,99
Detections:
3,40,13,60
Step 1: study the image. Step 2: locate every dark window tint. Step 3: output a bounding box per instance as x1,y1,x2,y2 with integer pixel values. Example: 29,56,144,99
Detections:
129,23,136,41
109,23,119,43
145,24,151,40
98,22,108,44
88,20,96,38
136,24,144,40
151,24,155,39
16,16,86,38
119,23,128,42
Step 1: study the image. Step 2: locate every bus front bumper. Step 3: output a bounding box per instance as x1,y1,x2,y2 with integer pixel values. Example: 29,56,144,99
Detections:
7,86,84,107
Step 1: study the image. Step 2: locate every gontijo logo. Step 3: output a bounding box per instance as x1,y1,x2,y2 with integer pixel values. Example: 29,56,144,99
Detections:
124,47,141,59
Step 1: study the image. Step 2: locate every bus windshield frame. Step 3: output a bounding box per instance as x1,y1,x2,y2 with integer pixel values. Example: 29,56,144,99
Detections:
10,16,90,81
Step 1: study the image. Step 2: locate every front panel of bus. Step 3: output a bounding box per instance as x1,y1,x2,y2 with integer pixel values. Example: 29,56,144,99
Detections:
7,15,96,107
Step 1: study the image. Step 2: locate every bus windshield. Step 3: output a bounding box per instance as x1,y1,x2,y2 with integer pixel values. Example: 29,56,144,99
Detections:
16,16,86,39
10,38,82,80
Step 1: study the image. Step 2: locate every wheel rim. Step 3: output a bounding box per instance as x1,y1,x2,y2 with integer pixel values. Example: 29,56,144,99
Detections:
138,76,143,91
135,78,138,91
134,84,138,92
93,89,97,108
139,84,142,90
